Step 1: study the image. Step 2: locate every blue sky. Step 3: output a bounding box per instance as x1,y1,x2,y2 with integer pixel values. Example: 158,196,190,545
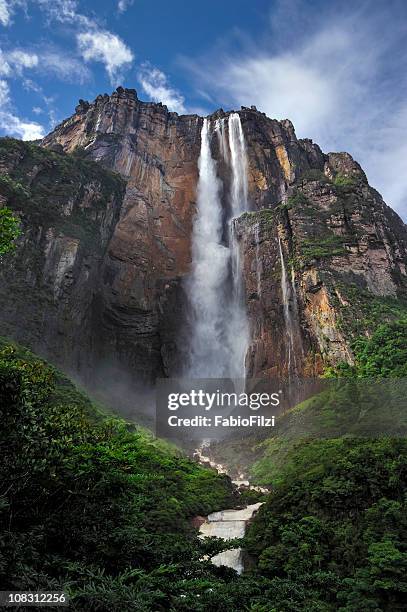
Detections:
0,0,406,218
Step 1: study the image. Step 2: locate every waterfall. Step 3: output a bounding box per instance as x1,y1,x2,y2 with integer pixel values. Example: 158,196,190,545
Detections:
186,114,250,380
278,238,297,375
228,113,248,216
254,223,262,299
186,118,230,377
226,219,250,380
226,113,250,380
215,117,229,163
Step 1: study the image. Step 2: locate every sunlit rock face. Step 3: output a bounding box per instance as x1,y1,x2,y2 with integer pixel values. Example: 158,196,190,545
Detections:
1,87,406,392
239,151,407,377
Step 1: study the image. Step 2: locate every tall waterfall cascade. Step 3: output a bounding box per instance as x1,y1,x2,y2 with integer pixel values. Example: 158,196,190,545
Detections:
228,113,248,216
278,237,303,375
254,223,262,300
185,114,250,378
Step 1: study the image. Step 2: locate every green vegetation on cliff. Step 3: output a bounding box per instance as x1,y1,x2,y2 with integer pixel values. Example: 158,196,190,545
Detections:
0,137,125,246
0,206,20,255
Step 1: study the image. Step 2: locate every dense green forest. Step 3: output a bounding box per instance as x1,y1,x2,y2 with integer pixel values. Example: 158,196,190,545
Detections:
1,186,407,610
0,340,238,610
1,335,406,611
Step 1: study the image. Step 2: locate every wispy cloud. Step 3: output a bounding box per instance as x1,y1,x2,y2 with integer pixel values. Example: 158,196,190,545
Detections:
0,48,38,76
40,50,90,83
182,0,407,219
0,0,11,26
7,49,38,72
138,63,186,113
0,79,44,139
77,31,133,85
1,45,89,84
117,0,134,14
36,0,134,84
37,0,91,28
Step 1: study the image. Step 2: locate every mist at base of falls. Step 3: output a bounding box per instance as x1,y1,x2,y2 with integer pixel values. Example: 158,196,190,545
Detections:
184,114,250,379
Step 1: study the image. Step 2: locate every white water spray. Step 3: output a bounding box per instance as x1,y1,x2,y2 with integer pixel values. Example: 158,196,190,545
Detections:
215,117,229,163
228,113,248,216
186,114,250,379
186,118,230,377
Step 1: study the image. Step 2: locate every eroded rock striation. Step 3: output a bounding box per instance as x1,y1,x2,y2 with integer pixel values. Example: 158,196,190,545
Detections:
1,86,406,392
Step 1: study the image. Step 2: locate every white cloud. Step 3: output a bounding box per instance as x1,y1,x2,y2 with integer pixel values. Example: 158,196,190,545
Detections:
7,49,38,73
1,44,90,83
183,2,407,219
0,50,11,75
118,0,134,13
40,50,90,82
37,0,90,28
0,78,44,139
36,0,134,83
0,0,11,26
0,79,9,104
138,63,186,113
77,30,134,84
1,48,38,77
1,111,44,139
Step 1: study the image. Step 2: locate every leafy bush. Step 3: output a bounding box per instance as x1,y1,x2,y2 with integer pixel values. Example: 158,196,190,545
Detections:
333,173,357,188
0,207,21,255
301,234,346,262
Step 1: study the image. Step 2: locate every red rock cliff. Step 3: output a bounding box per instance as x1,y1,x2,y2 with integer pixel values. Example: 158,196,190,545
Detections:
1,86,405,392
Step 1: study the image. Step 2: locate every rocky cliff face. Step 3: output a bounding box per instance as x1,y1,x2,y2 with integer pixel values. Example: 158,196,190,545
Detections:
239,152,407,377
0,138,124,381
1,87,406,392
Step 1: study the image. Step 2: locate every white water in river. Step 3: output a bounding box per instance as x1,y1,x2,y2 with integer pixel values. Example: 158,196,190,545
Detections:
195,442,266,574
186,114,250,379
200,503,263,575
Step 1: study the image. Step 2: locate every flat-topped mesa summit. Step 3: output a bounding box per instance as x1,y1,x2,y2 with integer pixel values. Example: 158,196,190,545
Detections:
1,86,406,391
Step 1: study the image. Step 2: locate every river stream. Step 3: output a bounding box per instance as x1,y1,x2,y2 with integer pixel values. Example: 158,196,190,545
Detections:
195,443,268,574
